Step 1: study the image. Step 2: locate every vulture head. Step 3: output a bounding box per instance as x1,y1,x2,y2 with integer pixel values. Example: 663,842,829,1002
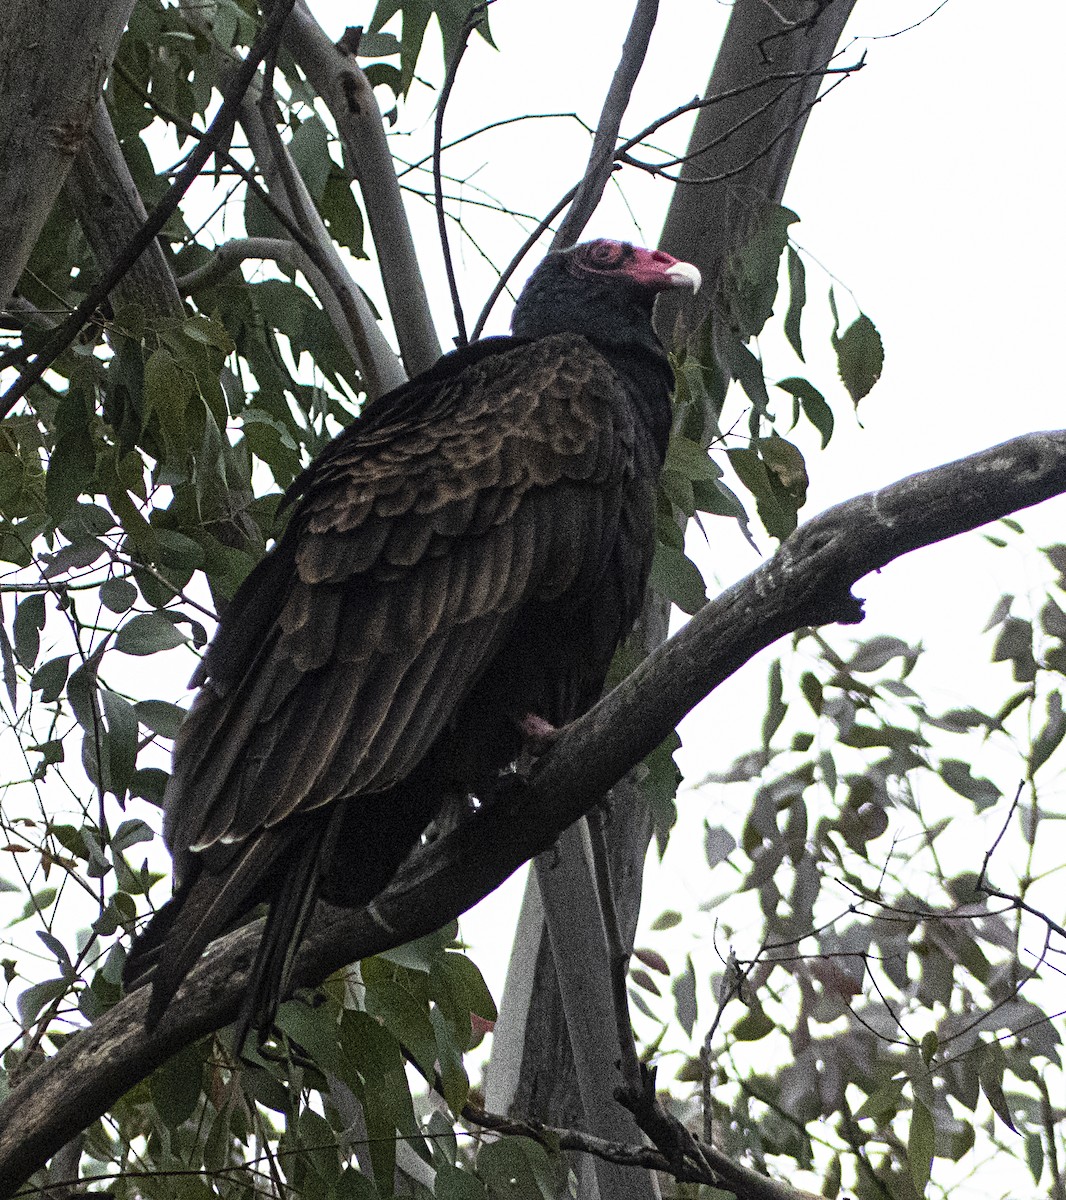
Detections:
511,239,701,352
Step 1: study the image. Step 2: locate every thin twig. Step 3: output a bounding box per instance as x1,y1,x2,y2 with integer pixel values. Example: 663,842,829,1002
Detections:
470,57,863,336
550,0,660,251
434,4,491,346
0,0,297,420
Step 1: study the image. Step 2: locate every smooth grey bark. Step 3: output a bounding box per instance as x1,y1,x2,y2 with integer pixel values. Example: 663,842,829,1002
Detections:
284,0,441,376
238,96,407,397
65,98,184,319
488,0,859,1167
4,427,1066,1195
0,0,137,310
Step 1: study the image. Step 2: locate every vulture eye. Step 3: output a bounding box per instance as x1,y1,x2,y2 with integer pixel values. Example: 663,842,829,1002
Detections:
586,241,625,268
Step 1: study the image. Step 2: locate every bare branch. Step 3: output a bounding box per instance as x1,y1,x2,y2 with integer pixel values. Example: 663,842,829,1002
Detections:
284,0,440,375
434,4,492,347
0,0,298,420
469,59,861,338
3,430,1066,1191
176,237,296,293
551,0,660,251
464,1103,824,1200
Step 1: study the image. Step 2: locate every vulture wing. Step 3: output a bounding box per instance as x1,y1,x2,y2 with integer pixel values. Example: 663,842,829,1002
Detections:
133,332,644,1026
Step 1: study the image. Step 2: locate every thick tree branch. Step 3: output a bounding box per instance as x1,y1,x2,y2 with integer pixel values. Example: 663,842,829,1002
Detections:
65,98,184,319
284,1,440,375
550,0,660,252
238,96,405,398
1,432,1064,1192
0,0,137,309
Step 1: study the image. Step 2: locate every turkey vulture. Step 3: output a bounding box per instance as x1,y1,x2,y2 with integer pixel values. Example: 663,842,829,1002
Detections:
124,239,700,1036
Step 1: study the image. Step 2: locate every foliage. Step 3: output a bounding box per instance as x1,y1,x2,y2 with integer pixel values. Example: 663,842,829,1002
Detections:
635,552,1066,1197
0,1,1062,1198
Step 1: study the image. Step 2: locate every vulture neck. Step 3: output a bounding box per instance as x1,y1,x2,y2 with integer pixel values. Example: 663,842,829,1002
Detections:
586,333,674,461
513,277,675,460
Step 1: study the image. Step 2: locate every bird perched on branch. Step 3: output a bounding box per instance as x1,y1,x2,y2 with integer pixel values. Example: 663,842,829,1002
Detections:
123,239,700,1039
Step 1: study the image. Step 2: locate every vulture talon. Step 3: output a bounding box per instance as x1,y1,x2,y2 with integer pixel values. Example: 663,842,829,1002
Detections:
517,712,560,755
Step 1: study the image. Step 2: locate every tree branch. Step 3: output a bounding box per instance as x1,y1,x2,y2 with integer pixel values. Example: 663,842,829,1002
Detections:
434,3,491,347
0,0,298,420
175,237,296,293
550,0,660,251
237,96,405,398
3,430,1066,1193
65,98,184,319
284,0,441,375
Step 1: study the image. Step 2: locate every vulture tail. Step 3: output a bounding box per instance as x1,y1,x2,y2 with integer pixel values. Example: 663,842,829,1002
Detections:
125,828,308,1032
232,826,333,1049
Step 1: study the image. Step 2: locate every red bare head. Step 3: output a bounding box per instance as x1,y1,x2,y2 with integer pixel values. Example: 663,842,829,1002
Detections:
569,239,701,293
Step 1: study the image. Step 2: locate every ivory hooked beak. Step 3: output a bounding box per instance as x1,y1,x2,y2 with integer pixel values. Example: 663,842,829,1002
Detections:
664,260,702,294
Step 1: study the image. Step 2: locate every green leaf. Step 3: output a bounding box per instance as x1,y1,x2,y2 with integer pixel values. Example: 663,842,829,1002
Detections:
288,114,333,201
991,617,1037,682
477,1137,557,1200
776,377,833,448
101,689,139,799
847,635,913,674
100,577,138,613
364,978,438,1080
833,312,884,404
30,654,71,703
0,611,17,708
784,245,806,360
150,1039,205,1130
1029,689,1066,776
17,976,68,1028
114,612,189,655
673,955,697,1038
854,1076,906,1122
430,1004,469,1115
732,1003,774,1041
978,1039,1017,1132
762,658,786,747
726,204,799,339
46,389,97,520
143,346,193,463
13,592,45,670
651,910,681,931
908,1099,935,1195
938,760,1001,811
135,699,187,739
320,174,366,259
649,541,706,614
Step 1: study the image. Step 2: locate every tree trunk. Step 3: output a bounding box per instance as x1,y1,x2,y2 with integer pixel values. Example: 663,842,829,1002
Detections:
0,0,137,308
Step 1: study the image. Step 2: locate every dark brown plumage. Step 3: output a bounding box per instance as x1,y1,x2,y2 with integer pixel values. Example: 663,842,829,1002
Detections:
123,239,700,1036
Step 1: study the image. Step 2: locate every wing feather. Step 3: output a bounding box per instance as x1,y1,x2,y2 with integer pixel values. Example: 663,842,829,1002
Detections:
164,334,637,868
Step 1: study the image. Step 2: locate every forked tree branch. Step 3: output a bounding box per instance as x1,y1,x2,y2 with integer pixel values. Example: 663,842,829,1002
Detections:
2,430,1066,1195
